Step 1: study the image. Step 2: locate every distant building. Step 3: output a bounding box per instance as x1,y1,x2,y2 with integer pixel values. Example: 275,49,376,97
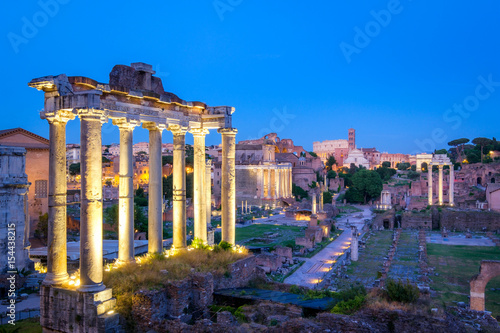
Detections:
313,128,356,167
380,152,411,169
348,128,356,151
360,148,381,169
133,142,149,155
0,128,49,237
66,144,80,165
343,148,370,169
486,183,500,212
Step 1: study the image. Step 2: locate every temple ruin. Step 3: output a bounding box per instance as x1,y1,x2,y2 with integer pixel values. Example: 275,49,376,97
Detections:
29,62,236,332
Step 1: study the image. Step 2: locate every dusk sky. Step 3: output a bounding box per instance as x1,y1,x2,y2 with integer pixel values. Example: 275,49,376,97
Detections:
2,1,499,154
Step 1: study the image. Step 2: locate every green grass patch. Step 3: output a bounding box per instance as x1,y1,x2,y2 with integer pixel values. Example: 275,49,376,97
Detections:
235,224,305,248
0,317,42,332
427,243,500,317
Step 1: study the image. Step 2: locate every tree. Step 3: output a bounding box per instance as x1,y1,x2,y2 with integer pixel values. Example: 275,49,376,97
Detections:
410,165,416,172
104,204,118,227
345,187,363,203
448,138,469,163
327,170,337,179
397,162,411,170
407,170,420,180
134,187,148,206
34,213,49,245
376,165,396,182
102,156,111,163
162,155,173,166
351,170,383,204
134,205,148,233
339,172,353,187
323,191,333,204
69,163,80,176
381,161,391,168
472,137,493,163
434,148,448,155
308,151,318,158
326,155,337,170
292,183,308,201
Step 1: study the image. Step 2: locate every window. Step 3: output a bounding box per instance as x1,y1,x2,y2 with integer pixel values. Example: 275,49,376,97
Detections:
35,180,48,199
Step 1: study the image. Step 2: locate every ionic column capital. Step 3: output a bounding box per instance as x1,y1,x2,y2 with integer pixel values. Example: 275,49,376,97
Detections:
218,127,238,135
42,109,76,124
77,108,108,123
168,124,189,135
143,121,166,131
113,118,141,130
190,128,210,137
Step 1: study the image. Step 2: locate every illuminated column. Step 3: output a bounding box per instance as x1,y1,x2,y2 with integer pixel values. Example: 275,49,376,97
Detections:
266,168,272,199
428,165,433,206
78,109,106,292
449,165,454,206
114,119,140,263
260,168,265,198
289,168,293,197
275,168,281,199
438,165,444,205
192,128,209,242
219,128,237,244
320,191,324,211
170,125,188,249
43,110,74,285
312,194,317,215
205,159,212,228
144,123,165,254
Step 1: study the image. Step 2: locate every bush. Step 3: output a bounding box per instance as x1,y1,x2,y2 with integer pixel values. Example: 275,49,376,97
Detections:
219,240,232,251
331,295,366,315
385,279,420,303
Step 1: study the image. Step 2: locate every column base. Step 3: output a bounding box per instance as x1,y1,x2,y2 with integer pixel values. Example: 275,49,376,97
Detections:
114,258,136,267
40,285,119,333
43,272,69,286
78,282,106,293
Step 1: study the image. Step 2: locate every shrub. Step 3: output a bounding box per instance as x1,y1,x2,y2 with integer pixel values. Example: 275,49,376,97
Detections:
385,279,420,303
289,285,301,295
219,240,232,251
331,295,366,315
191,237,209,249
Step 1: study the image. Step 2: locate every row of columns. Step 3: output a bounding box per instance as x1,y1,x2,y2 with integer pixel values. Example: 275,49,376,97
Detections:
428,164,454,206
43,109,237,293
259,166,292,199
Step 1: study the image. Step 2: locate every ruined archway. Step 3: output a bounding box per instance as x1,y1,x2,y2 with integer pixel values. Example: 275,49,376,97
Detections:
477,177,482,185
470,260,500,311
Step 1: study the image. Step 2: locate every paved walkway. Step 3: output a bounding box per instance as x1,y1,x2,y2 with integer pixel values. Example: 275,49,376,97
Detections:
284,205,374,288
284,229,352,288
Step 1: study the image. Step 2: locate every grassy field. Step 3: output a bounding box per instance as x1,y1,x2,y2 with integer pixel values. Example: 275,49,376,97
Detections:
427,244,500,317
0,317,42,332
235,224,305,248
336,230,394,289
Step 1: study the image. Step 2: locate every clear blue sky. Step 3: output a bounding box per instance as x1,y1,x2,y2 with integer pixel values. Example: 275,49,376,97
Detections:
2,0,499,154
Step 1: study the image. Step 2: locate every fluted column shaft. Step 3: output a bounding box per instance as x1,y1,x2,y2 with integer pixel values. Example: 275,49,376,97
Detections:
206,159,212,228
289,168,293,197
171,126,187,248
450,166,454,206
260,168,265,198
428,166,433,206
266,168,271,199
276,169,281,199
438,165,444,205
44,111,74,285
78,110,105,292
115,120,139,263
144,123,164,254
192,129,209,242
219,128,237,244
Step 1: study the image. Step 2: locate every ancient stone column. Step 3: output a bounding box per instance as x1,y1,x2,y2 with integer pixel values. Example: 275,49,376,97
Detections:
312,194,317,215
449,165,454,206
43,110,74,285
78,109,106,292
218,128,237,244
351,226,359,261
170,125,188,249
260,168,265,198
205,159,212,228
275,168,281,199
192,128,209,242
144,123,165,254
428,165,433,206
266,168,271,199
113,119,140,263
320,192,324,212
245,201,248,214
438,165,444,205
289,168,293,197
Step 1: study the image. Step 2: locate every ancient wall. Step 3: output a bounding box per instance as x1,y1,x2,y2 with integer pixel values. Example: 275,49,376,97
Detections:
0,146,31,273
439,210,500,231
401,211,432,230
